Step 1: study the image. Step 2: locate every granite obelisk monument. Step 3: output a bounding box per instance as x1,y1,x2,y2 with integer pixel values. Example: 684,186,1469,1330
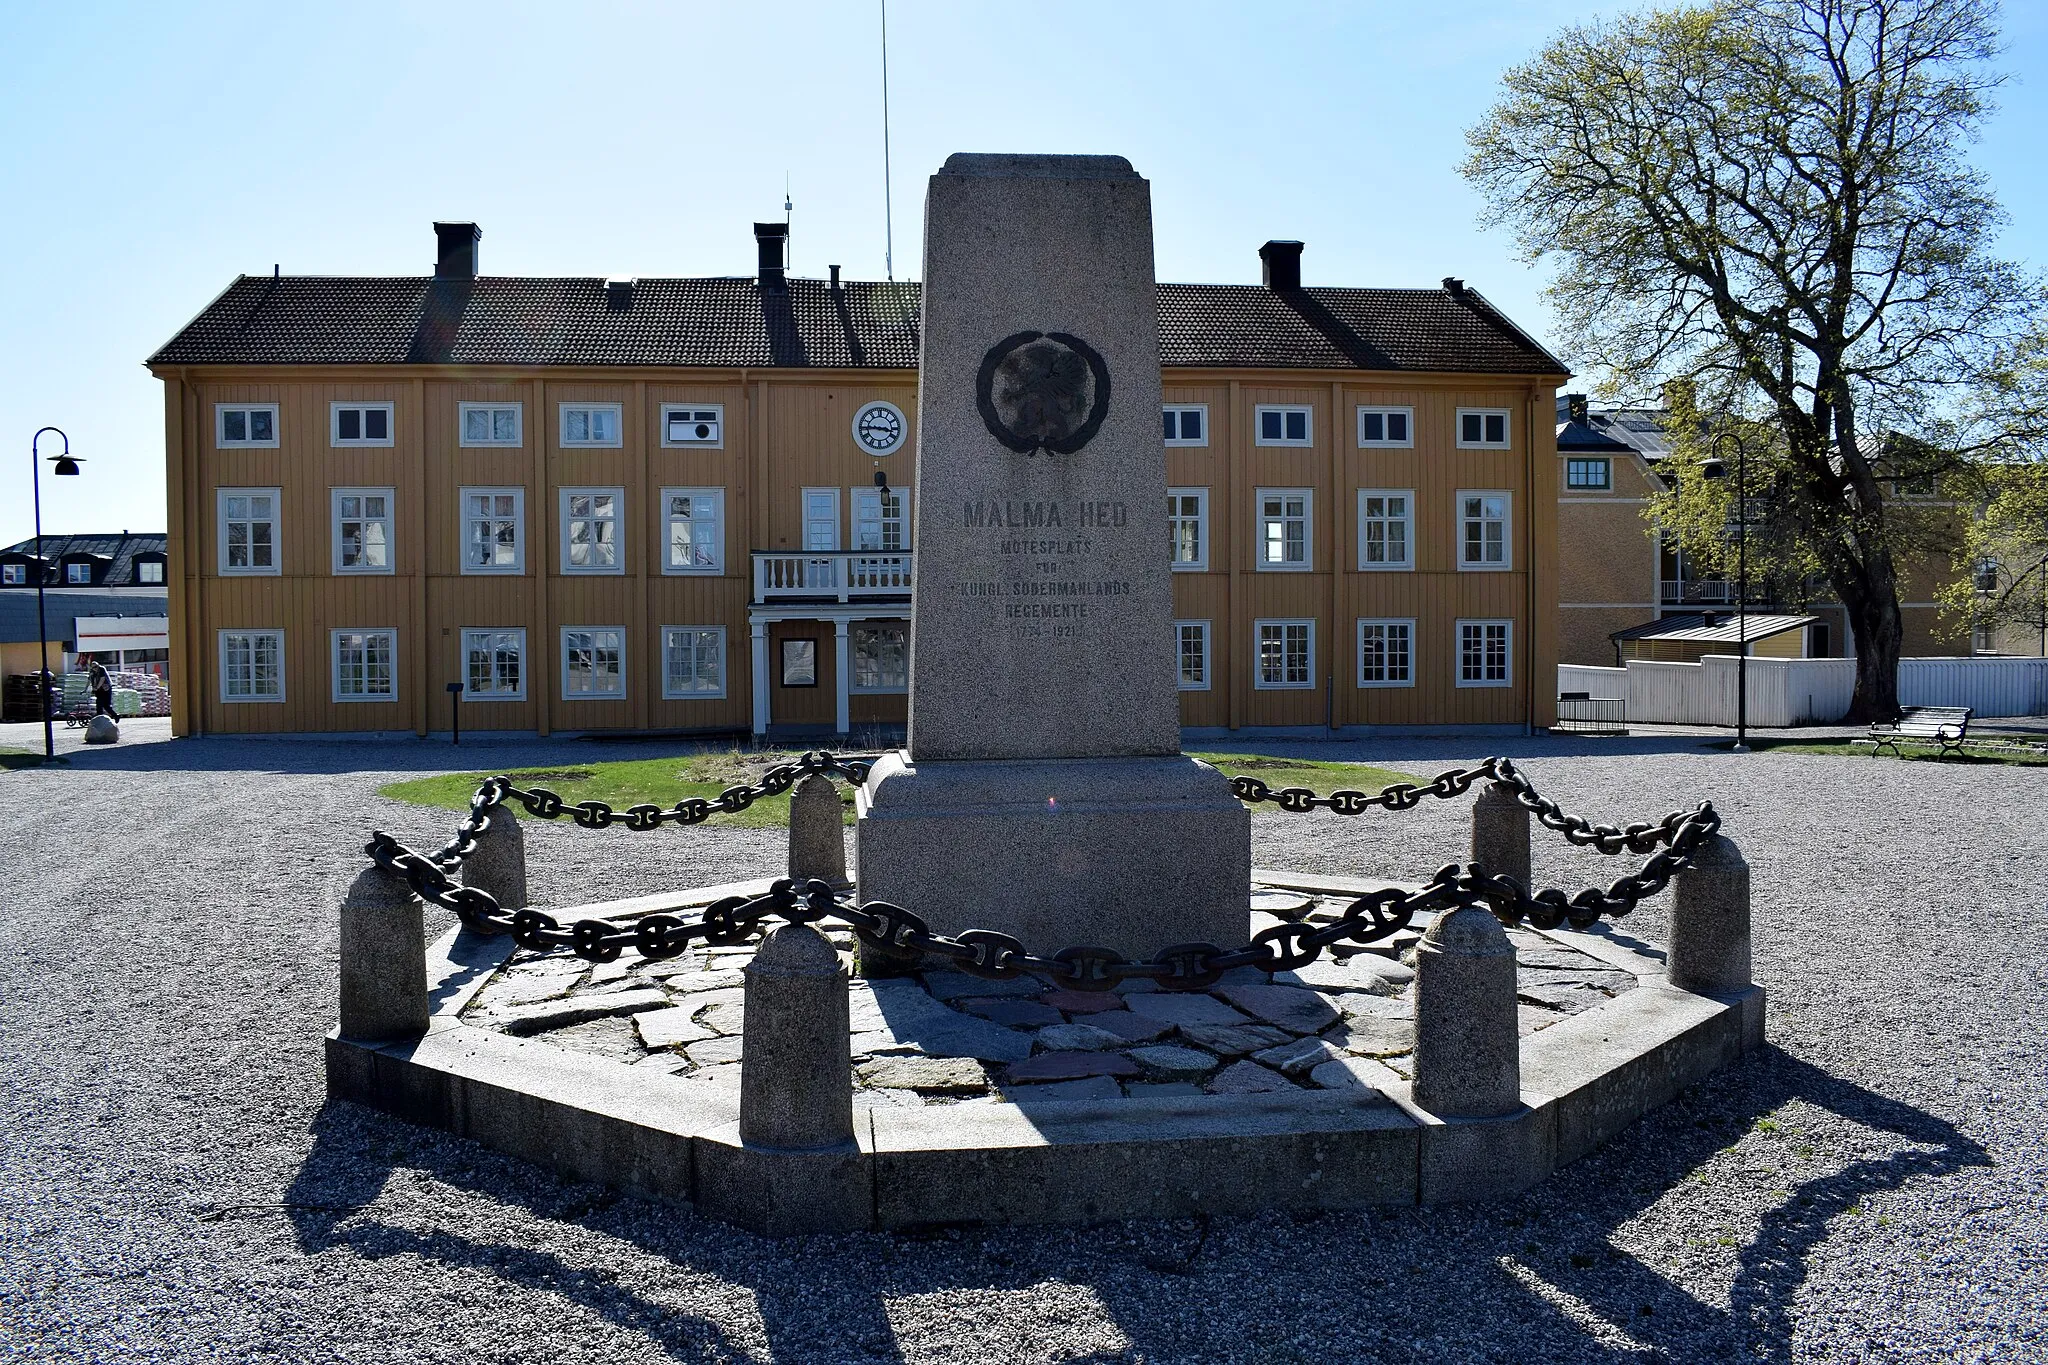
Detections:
855,153,1250,956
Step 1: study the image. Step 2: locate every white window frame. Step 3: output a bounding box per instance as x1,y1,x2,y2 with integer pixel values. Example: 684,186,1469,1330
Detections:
559,487,625,575
1356,406,1415,449
64,562,92,584
1456,407,1513,450
1565,457,1612,490
1457,490,1513,572
218,629,285,703
136,560,165,585
1254,618,1316,690
462,628,527,701
330,628,398,703
459,487,525,575
215,403,280,449
1357,618,1416,689
851,485,910,553
560,626,627,701
662,487,724,575
329,401,395,448
559,402,624,448
1254,404,1314,447
661,626,728,699
1168,487,1209,571
659,403,725,448
217,488,282,576
802,487,841,551
1,563,24,585
331,487,395,575
1456,619,1514,688
1356,490,1415,571
1256,487,1313,572
1175,619,1212,691
458,402,523,448
1163,405,1209,447
849,623,910,694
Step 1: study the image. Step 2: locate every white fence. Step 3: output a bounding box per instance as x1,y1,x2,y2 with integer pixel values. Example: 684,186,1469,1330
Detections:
1558,655,2048,727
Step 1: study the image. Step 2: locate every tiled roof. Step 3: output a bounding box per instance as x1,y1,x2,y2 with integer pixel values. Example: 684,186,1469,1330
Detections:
0,532,167,588
1555,398,1675,460
149,275,1568,375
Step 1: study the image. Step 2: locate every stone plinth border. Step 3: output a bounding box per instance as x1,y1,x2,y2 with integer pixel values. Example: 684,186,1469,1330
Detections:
326,872,1764,1235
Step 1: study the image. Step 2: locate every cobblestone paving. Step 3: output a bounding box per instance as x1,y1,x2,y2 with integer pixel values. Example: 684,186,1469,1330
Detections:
467,891,1638,1104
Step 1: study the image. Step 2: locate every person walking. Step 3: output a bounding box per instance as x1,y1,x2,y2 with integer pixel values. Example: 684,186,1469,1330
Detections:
87,655,115,719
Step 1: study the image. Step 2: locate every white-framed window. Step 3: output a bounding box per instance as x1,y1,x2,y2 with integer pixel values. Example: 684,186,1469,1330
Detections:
219,629,284,702
216,404,279,448
1972,624,1996,654
1456,408,1512,449
1565,458,1611,490
662,488,723,573
136,560,166,585
1255,619,1315,689
462,628,526,700
1457,619,1513,687
459,402,522,447
661,404,724,448
560,487,624,574
332,488,394,574
851,624,909,693
1357,490,1414,571
65,562,92,584
460,488,524,574
1257,488,1312,570
1356,406,1414,448
1357,619,1415,688
560,402,623,447
1255,405,1313,447
1163,405,1208,446
852,486,908,552
1175,620,1211,691
802,488,840,551
1457,491,1512,570
330,402,394,447
662,627,727,698
561,627,626,700
217,488,281,575
1,564,25,585
331,628,397,702
1168,488,1208,570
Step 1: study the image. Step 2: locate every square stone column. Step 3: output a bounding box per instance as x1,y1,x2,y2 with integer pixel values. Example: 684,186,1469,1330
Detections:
855,153,1250,959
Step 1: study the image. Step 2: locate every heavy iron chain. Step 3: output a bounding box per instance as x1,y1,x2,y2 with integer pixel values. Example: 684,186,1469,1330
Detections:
363,752,1722,992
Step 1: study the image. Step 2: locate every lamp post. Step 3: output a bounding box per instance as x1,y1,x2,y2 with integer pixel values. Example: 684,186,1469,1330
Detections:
29,428,84,761
1732,440,1750,753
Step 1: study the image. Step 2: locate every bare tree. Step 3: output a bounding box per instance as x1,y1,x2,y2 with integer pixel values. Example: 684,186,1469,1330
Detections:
1464,0,2044,717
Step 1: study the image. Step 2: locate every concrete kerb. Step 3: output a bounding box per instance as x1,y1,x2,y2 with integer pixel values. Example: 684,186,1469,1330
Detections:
324,872,1767,1233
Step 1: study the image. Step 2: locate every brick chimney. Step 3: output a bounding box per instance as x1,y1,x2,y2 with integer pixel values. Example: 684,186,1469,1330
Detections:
1259,240,1303,290
755,222,788,291
434,222,481,279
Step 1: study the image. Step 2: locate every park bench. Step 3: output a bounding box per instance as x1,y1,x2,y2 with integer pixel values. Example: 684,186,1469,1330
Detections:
1868,705,1973,758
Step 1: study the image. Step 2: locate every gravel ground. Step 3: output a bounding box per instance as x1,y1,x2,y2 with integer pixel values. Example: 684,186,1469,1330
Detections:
1,726,2042,1363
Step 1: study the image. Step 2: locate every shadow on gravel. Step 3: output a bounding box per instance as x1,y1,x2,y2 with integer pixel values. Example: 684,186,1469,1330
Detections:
275,1043,1989,1364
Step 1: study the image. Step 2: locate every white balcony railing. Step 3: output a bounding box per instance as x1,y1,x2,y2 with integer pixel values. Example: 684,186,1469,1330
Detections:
753,551,914,603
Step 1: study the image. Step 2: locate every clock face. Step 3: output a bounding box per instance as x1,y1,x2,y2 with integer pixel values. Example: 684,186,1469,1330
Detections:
852,400,907,455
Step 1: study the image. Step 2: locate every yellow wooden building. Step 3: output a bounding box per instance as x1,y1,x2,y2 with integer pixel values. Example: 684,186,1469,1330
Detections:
148,222,1567,739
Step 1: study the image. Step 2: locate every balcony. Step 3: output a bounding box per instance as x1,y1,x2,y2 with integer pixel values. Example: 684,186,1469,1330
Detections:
752,551,914,604
1659,578,1776,608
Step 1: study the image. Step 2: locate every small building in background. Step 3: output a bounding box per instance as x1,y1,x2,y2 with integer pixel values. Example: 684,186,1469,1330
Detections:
1609,611,1823,665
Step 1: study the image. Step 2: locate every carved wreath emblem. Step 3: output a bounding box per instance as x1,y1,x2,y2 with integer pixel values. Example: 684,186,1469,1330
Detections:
975,330,1112,455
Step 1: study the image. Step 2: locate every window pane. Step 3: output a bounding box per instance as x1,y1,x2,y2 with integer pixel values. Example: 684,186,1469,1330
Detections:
464,410,487,442
339,409,361,441
1182,410,1202,441
493,409,515,441
1260,411,1282,441
566,410,589,442
1361,412,1383,442
1486,414,1506,444
1162,410,1176,441
1285,411,1306,442
365,408,388,441
1387,412,1408,442
224,411,247,442
250,410,274,442
1461,413,1481,443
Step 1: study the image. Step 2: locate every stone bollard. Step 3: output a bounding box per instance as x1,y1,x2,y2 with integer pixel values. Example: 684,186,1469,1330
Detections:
787,774,848,886
1411,904,1521,1118
462,805,527,910
1669,833,1752,995
739,923,854,1149
338,864,429,1040
1469,781,1531,887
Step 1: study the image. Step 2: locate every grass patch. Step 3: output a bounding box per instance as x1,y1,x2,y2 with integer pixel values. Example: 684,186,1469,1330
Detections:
378,749,1421,827
0,746,55,771
1714,737,2048,767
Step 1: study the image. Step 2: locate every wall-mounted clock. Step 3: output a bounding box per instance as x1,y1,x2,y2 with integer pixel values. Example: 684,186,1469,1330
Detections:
852,400,907,456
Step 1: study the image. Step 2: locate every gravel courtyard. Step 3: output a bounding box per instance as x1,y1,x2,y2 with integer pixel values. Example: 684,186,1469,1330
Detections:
1,724,2041,1363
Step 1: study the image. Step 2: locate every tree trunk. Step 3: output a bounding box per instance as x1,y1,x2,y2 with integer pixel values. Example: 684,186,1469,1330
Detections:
1834,561,1904,723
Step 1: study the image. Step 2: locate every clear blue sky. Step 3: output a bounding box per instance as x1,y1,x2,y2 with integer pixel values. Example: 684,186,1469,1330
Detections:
2,0,2043,547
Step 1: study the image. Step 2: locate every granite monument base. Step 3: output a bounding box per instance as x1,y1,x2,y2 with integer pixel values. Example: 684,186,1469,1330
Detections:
854,751,1251,958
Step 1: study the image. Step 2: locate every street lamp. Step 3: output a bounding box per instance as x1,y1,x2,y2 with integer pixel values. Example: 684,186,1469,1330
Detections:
1701,449,1750,752
29,427,84,761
